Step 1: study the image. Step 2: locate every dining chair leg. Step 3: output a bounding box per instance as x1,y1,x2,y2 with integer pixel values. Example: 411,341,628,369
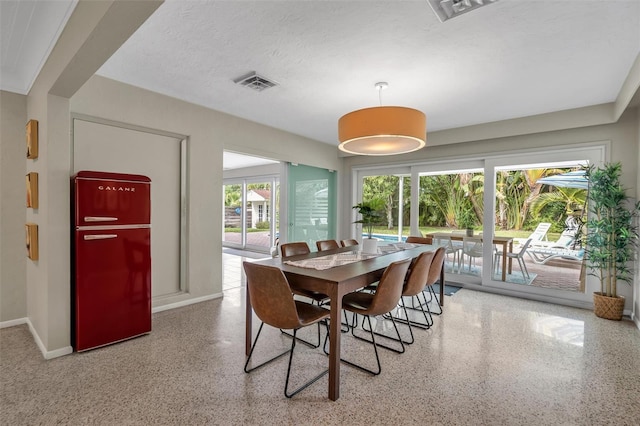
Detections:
380,299,416,344
518,257,530,281
389,296,430,334
284,326,329,398
324,315,382,375
355,313,406,354
423,284,443,316
279,321,323,348
245,322,292,373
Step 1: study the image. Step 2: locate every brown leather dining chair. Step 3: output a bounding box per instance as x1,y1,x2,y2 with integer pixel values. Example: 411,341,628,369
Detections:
324,258,411,376
340,239,359,247
316,239,340,251
279,241,348,333
408,246,447,321
243,262,330,398
405,236,433,245
422,246,447,316
280,242,311,258
390,250,436,342
280,242,327,304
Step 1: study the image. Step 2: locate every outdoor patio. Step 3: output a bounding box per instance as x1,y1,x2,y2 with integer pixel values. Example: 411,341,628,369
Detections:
223,232,584,293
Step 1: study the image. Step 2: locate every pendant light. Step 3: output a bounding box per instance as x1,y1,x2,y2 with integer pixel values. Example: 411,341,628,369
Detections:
338,82,426,156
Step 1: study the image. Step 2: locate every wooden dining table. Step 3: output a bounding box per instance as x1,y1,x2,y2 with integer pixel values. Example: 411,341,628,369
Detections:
245,244,439,401
425,232,514,281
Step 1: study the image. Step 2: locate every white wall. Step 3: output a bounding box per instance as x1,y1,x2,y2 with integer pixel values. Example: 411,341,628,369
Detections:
635,106,640,328
70,75,343,308
0,91,27,324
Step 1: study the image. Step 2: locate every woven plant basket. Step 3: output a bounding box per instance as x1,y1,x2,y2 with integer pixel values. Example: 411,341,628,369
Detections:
593,292,625,321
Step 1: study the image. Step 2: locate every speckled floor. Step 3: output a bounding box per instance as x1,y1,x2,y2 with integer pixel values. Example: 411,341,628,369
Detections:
2,279,640,425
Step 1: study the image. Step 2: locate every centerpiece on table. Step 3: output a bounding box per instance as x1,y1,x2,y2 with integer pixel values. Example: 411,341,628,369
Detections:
353,199,384,254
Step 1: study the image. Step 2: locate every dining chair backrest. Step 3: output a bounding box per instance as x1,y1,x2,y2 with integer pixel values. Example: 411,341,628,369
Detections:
405,236,433,245
243,262,301,330
425,247,446,287
434,235,454,249
402,251,435,297
280,242,311,258
340,239,359,247
462,237,483,255
316,239,340,251
515,238,532,256
366,258,411,316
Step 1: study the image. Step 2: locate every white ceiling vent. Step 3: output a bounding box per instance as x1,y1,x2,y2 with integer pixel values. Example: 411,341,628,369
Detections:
427,0,499,23
233,72,278,92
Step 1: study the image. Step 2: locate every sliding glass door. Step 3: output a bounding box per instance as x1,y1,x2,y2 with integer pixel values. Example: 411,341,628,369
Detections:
353,143,606,305
223,177,279,253
287,163,336,250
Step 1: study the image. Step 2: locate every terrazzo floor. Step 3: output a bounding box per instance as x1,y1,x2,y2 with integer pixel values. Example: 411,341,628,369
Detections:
2,256,640,425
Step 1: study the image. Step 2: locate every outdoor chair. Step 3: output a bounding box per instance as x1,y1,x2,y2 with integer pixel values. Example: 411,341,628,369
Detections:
316,239,340,251
529,227,577,250
514,222,551,247
527,246,585,265
340,239,359,247
460,237,483,273
495,238,532,281
434,235,461,271
324,258,411,375
243,262,330,398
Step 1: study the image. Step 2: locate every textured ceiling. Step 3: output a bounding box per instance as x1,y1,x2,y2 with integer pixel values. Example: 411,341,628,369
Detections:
2,0,640,149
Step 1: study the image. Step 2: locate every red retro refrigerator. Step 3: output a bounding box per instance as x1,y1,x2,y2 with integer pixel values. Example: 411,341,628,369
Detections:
72,171,152,351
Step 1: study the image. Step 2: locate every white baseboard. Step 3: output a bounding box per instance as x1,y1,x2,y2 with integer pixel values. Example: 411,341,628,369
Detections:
1,293,224,359
1,317,70,359
152,292,223,313
0,317,28,329
25,319,72,360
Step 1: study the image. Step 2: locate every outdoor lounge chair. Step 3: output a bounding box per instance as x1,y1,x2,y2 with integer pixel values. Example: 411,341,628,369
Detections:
514,222,551,246
527,246,585,265
529,227,577,249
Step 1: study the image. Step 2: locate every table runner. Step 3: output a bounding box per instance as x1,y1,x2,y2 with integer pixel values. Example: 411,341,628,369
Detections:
284,243,422,270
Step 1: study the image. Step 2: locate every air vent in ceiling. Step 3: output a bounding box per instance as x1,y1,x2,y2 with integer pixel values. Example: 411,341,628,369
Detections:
427,0,499,23
233,72,278,92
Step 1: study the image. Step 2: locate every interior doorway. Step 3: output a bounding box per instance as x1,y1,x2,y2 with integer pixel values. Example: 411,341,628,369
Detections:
222,151,280,254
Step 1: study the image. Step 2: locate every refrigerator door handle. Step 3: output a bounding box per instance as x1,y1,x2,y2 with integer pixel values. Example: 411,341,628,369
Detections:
84,234,118,241
84,216,119,222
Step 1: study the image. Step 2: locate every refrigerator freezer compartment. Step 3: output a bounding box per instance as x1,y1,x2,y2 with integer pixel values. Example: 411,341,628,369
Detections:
74,171,151,228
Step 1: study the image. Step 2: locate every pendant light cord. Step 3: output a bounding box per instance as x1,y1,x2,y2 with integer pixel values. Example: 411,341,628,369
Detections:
375,81,388,106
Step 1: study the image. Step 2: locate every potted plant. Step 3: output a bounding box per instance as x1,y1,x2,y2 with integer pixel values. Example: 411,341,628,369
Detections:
584,163,640,320
457,208,476,237
353,199,384,253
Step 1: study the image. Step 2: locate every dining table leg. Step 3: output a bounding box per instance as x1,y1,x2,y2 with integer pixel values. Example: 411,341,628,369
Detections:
501,242,508,281
328,286,342,401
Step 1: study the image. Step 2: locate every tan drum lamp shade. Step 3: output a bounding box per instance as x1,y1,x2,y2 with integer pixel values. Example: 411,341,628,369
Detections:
339,82,427,156
338,106,426,155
